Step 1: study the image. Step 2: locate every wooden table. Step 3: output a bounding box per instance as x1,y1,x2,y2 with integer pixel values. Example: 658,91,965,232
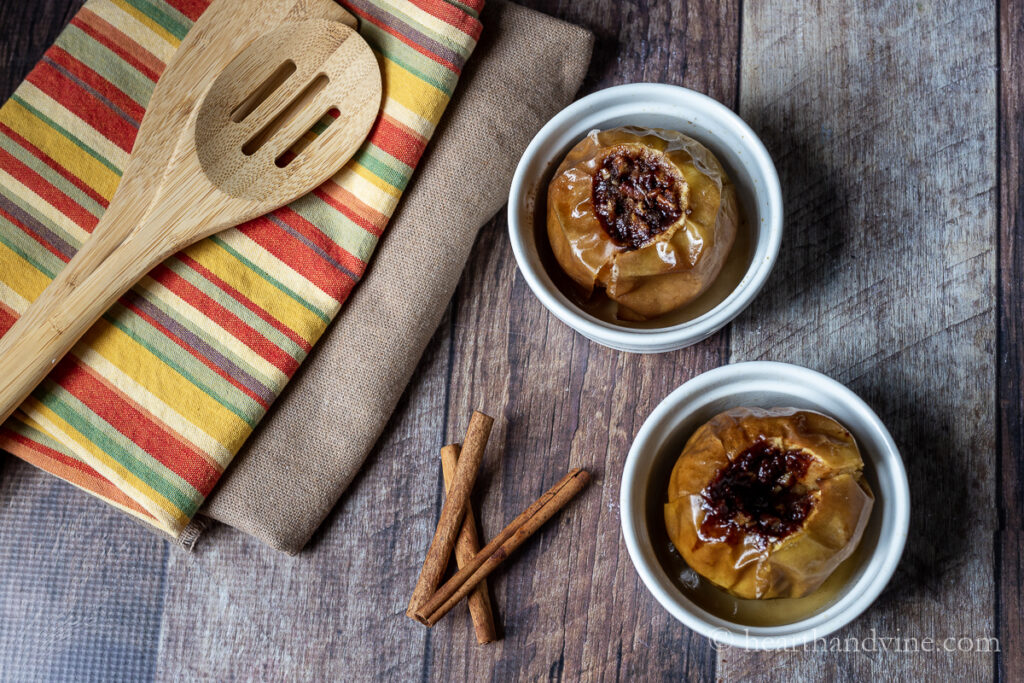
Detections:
0,0,1020,680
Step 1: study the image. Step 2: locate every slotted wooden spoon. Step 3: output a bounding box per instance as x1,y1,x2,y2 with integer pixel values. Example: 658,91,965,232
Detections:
0,17,381,423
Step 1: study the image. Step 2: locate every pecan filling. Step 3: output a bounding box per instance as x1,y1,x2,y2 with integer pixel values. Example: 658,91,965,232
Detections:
699,440,816,547
591,148,682,250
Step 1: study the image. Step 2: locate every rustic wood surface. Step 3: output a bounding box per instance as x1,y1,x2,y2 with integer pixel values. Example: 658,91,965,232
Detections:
998,0,1024,680
723,0,999,679
0,1,1018,682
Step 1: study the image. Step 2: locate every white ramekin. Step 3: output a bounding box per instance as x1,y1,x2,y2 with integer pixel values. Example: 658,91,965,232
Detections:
620,361,910,650
507,83,783,354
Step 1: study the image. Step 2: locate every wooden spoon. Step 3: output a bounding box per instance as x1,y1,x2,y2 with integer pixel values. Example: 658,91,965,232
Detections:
0,18,381,423
50,0,359,299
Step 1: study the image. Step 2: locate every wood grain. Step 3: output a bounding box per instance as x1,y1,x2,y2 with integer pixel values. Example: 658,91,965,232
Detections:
997,0,1023,679
0,460,169,681
0,0,83,101
2,0,1020,681
723,0,997,679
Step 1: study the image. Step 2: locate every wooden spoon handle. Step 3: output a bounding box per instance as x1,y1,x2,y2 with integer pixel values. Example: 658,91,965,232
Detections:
0,214,162,424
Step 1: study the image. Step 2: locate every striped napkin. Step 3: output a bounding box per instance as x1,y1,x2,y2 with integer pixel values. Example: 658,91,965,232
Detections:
0,0,483,538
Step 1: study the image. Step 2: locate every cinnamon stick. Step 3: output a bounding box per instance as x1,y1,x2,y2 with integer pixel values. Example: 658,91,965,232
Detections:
440,444,498,644
413,468,590,626
406,411,493,618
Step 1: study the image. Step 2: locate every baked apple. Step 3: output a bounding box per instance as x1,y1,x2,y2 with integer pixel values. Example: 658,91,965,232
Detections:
664,407,874,599
546,126,739,321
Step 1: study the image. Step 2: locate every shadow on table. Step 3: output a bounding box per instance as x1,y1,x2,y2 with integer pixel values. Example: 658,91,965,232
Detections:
865,361,975,609
736,113,850,328
734,105,976,612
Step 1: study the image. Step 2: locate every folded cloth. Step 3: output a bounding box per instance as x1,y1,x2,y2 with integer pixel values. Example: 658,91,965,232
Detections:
0,0,483,539
199,0,595,553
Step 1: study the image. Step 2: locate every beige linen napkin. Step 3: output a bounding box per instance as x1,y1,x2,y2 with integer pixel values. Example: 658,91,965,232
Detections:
193,0,594,553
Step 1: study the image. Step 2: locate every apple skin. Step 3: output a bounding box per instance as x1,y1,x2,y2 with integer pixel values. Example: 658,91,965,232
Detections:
664,407,874,600
546,126,739,321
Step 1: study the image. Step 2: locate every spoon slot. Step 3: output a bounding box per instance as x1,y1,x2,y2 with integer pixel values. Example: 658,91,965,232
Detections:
242,73,329,157
230,60,296,123
275,107,340,168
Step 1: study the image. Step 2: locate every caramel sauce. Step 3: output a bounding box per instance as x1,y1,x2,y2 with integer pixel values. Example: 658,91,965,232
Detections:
592,149,682,249
651,520,864,627
699,440,815,548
